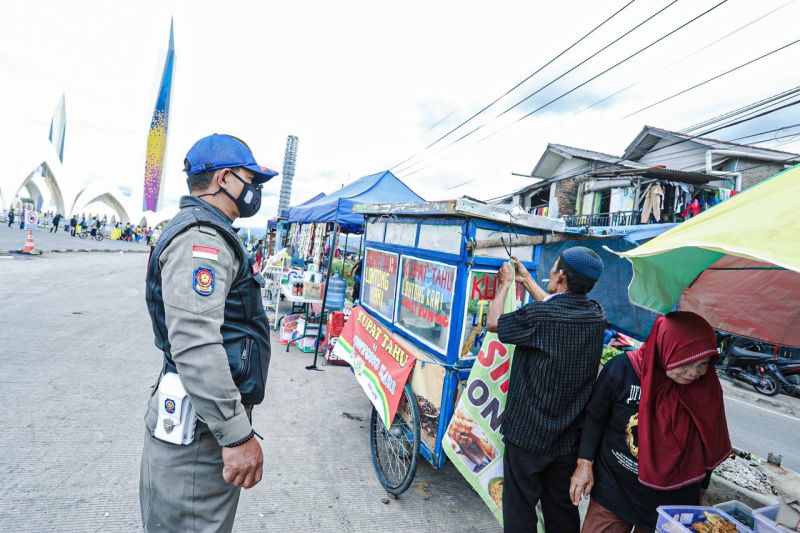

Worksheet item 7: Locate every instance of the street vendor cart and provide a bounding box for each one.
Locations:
[338,198,565,495]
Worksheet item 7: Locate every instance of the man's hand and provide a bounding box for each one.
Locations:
[497,261,515,285]
[222,437,263,489]
[569,459,594,505]
[510,256,532,284]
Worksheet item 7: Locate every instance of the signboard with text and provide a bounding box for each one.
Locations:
[332,306,416,428]
[444,285,519,526]
[460,271,527,359]
[396,256,456,353]
[361,248,399,322]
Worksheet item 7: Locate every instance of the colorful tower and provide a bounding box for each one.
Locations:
[142,18,175,212]
[49,93,66,162]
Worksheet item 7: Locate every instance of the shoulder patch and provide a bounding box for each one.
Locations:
[193,244,219,261]
[193,266,215,296]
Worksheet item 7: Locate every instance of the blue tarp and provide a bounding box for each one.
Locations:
[285,170,423,232]
[537,224,675,340]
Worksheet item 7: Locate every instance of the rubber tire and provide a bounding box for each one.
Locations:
[369,383,420,496]
[95,233,104,241]
[79,232,87,239]
[754,372,781,397]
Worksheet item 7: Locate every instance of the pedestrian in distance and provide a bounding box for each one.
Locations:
[69,215,77,237]
[51,213,62,233]
[19,208,25,229]
[486,247,607,533]
[6,207,14,228]
[140,133,278,532]
[571,312,731,532]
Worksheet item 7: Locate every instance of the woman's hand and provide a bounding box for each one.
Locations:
[569,459,594,505]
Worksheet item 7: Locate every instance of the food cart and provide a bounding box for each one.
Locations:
[342,197,566,495]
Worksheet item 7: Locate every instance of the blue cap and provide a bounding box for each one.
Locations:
[184,133,279,184]
[560,246,604,282]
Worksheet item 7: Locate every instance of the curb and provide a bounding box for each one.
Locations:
[0,248,150,255]
[707,473,779,508]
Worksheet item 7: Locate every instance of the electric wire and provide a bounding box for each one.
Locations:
[397,0,730,177]
[389,0,639,171]
[621,39,800,119]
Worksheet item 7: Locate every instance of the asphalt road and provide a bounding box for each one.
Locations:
[720,377,800,471]
[0,252,502,532]
[1,251,797,531]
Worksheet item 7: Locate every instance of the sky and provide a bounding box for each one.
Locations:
[2,0,800,227]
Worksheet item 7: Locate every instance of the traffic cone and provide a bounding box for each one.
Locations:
[22,230,36,254]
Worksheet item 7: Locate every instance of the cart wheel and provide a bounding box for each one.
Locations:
[369,383,420,496]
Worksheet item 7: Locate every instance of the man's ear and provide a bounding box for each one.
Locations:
[214,168,230,188]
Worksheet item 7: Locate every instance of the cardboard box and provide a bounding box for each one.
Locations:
[303,281,323,299]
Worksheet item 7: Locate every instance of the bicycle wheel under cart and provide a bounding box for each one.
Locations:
[369,383,421,496]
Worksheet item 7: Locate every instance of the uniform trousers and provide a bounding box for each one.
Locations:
[503,442,580,533]
[139,394,248,533]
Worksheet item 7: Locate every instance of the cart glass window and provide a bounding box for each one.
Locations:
[366,221,386,243]
[362,248,399,321]
[460,270,527,359]
[384,222,417,247]
[417,224,461,255]
[396,256,456,354]
[474,228,535,260]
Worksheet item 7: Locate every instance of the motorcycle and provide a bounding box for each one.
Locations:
[718,334,800,397]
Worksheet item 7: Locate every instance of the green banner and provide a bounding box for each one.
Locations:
[443,279,518,526]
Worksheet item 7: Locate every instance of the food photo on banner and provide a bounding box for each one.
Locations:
[396,256,457,354]
[444,277,519,526]
[332,306,416,427]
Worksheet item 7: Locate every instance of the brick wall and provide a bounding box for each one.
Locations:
[739,161,788,190]
[555,178,579,216]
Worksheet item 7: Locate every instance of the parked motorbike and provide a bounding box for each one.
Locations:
[718,334,800,397]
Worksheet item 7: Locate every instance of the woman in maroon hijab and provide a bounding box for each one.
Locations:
[570,312,732,532]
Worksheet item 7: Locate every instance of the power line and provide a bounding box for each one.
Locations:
[396,0,678,174]
[622,39,800,119]
[389,0,639,171]
[567,0,797,119]
[681,84,800,133]
[398,0,731,177]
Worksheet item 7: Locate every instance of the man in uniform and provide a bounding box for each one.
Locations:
[140,133,277,532]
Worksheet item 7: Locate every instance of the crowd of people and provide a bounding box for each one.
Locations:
[4,206,157,244]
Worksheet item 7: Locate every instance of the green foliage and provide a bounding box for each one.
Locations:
[331,258,356,288]
[601,346,623,367]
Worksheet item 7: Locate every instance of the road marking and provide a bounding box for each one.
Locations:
[725,395,800,423]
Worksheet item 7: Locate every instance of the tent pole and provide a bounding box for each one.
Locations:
[307,222,338,371]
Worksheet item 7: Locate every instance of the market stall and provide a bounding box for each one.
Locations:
[283,170,424,368]
[332,197,565,498]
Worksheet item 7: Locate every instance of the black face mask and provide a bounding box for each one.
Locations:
[201,170,262,218]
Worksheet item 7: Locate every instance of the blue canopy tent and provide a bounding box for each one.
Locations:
[285,170,423,369]
[279,192,326,220]
[286,170,423,233]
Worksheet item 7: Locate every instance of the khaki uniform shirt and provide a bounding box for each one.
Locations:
[159,225,252,445]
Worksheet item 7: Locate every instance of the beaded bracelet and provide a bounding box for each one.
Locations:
[224,430,255,448]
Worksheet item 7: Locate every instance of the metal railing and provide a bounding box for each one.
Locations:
[562,210,641,227]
